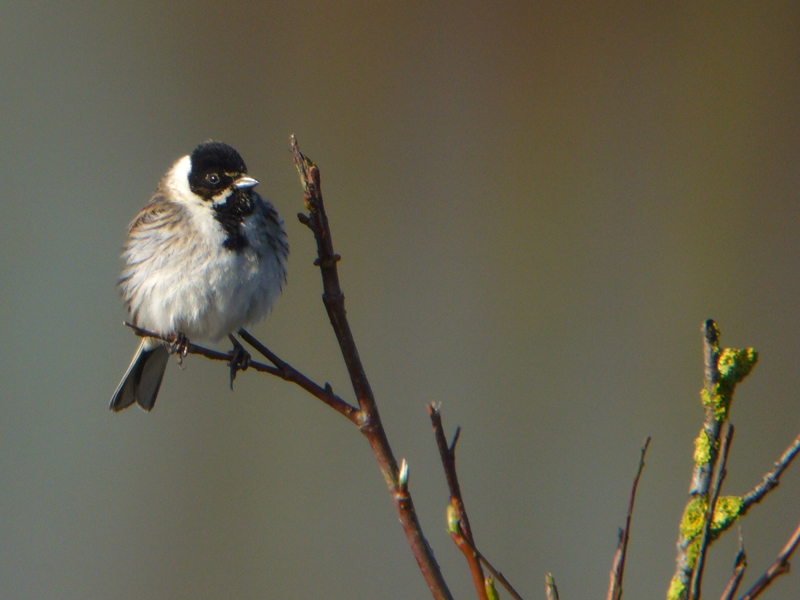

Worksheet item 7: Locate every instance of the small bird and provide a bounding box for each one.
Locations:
[110,141,288,412]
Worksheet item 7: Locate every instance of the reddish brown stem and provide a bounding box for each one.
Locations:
[124,322,359,422]
[237,328,359,424]
[292,137,452,600]
[429,405,525,600]
[429,404,487,600]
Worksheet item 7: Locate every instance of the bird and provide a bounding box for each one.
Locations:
[110,141,288,412]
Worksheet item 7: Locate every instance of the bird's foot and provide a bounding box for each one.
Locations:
[168,332,190,366]
[227,333,251,389]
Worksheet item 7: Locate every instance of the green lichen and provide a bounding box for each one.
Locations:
[680,495,744,543]
[712,495,744,531]
[718,348,758,385]
[674,493,744,598]
[700,388,713,408]
[680,497,708,540]
[694,430,712,466]
[704,347,758,422]
[667,574,685,600]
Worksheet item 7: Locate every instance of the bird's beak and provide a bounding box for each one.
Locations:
[235,176,259,189]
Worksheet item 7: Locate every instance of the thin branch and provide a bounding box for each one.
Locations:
[689,423,734,600]
[124,322,279,375]
[741,431,800,513]
[672,320,723,599]
[237,328,360,423]
[607,436,651,600]
[460,531,526,600]
[719,530,746,600]
[695,319,723,497]
[429,404,488,600]
[740,520,800,599]
[125,323,360,422]
[291,136,453,600]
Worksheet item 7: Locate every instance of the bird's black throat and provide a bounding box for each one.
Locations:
[213,189,255,252]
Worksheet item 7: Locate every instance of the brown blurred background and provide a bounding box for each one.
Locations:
[1,2,799,598]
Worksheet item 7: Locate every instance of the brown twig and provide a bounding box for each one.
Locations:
[689,423,734,600]
[291,136,452,600]
[740,520,800,599]
[124,322,274,371]
[607,436,651,600]
[459,530,526,600]
[124,323,359,422]
[428,404,488,600]
[719,530,746,600]
[428,405,524,600]
[428,404,522,600]
[741,431,800,513]
[237,328,359,423]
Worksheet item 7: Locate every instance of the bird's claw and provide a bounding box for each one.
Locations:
[168,332,190,366]
[227,334,251,389]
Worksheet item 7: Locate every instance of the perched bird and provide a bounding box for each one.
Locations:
[110,141,288,412]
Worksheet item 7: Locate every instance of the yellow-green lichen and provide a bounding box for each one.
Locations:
[718,348,758,385]
[680,497,708,540]
[712,495,743,531]
[680,495,743,543]
[672,494,744,599]
[704,347,758,422]
[694,430,712,466]
[667,574,685,600]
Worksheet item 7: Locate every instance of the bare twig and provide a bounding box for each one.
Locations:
[124,323,360,422]
[125,322,277,375]
[689,423,734,600]
[719,530,746,600]
[237,328,360,423]
[291,137,452,600]
[460,532,526,600]
[607,437,651,600]
[428,404,488,600]
[741,432,800,513]
[740,520,800,599]
[428,405,524,600]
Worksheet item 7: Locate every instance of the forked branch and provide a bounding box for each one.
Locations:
[291,136,452,600]
[429,404,525,600]
[126,137,453,600]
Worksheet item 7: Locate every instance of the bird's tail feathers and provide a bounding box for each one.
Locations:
[109,338,170,412]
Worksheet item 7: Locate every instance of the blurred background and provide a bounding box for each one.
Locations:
[1,2,799,598]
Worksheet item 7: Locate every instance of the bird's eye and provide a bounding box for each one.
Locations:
[206,173,220,185]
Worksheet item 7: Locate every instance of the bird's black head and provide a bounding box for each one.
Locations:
[188,141,250,201]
